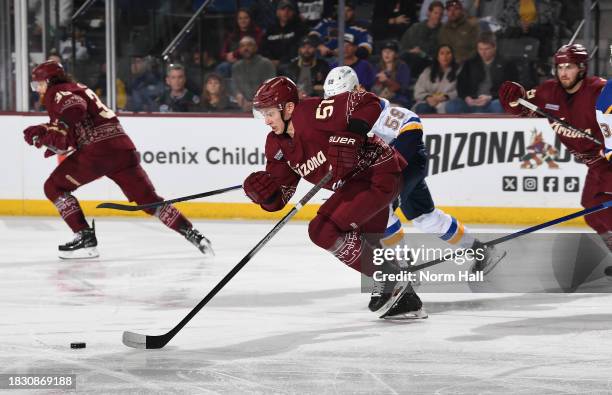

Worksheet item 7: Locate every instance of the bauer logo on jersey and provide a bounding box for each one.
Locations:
[289,151,327,177]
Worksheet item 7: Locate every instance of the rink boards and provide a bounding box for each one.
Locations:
[0,114,588,225]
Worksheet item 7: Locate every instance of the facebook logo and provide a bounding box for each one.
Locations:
[502,176,517,191]
[543,177,558,192]
[564,177,580,192]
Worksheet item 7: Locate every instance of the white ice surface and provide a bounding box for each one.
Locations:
[1,217,612,394]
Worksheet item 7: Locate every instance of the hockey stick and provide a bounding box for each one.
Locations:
[379,200,612,318]
[409,200,612,274]
[32,136,75,155]
[122,171,333,349]
[517,98,603,145]
[96,185,243,211]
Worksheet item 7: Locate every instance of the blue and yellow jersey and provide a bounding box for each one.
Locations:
[371,98,423,145]
[595,79,612,161]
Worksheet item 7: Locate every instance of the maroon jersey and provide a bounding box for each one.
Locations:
[43,82,135,152]
[527,76,606,166]
[262,90,405,211]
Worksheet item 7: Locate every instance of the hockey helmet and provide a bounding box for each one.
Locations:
[253,76,299,111]
[30,60,65,91]
[323,66,359,99]
[554,43,588,76]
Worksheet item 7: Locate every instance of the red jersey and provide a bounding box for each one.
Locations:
[262,91,405,211]
[43,82,135,152]
[527,76,606,166]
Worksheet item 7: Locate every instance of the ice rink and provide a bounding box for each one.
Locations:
[1,216,612,394]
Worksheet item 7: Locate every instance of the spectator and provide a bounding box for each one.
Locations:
[261,0,308,68]
[371,1,418,42]
[218,8,264,77]
[419,0,477,22]
[331,34,376,91]
[475,0,505,32]
[232,36,277,112]
[126,54,164,112]
[157,63,200,113]
[498,0,555,64]
[297,0,334,27]
[400,0,443,77]
[279,36,330,98]
[199,73,239,113]
[309,1,372,60]
[438,0,480,64]
[372,41,412,107]
[412,44,460,114]
[447,33,518,113]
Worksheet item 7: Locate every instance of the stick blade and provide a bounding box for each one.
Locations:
[122,331,147,349]
[97,202,140,211]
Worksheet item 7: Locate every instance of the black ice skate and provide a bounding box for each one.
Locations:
[58,221,99,259]
[369,260,409,313]
[470,240,506,275]
[183,227,214,256]
[381,290,428,320]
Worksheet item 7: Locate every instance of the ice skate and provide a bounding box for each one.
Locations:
[58,221,99,259]
[382,291,428,320]
[368,259,406,313]
[183,227,214,256]
[470,240,506,275]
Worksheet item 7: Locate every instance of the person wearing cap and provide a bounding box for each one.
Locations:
[438,0,480,64]
[279,36,330,98]
[331,33,376,90]
[261,0,308,68]
[372,41,411,107]
[309,2,372,60]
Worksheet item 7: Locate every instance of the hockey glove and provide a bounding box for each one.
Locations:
[328,134,364,190]
[498,81,528,116]
[23,124,47,147]
[243,171,280,205]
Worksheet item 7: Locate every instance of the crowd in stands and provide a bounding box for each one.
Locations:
[32,0,584,114]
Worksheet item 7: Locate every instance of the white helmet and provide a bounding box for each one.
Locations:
[324,66,359,99]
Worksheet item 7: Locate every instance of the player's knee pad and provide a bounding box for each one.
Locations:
[43,176,69,202]
[309,215,341,250]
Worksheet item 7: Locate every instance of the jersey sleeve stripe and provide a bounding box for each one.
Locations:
[605,105,612,114]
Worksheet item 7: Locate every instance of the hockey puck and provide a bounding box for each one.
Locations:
[604,266,612,277]
[70,342,86,349]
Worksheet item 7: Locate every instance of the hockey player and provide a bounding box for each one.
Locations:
[24,61,213,259]
[499,44,612,257]
[323,66,506,281]
[243,76,425,318]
